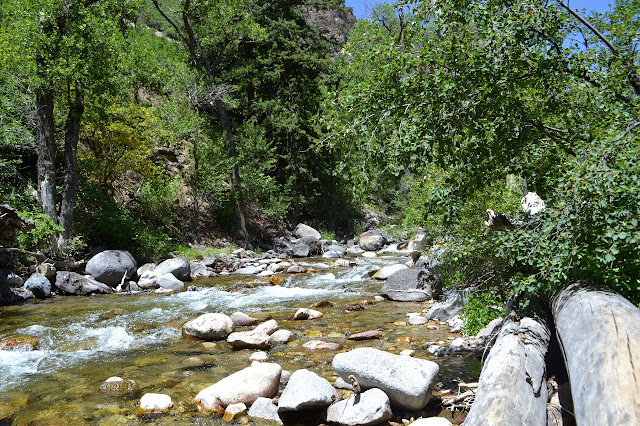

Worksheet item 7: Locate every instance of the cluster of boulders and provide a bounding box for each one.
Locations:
[106,346,452,425]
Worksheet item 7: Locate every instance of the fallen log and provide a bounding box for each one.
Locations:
[463,310,550,426]
[551,283,640,425]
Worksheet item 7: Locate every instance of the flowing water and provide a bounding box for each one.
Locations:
[0,249,480,425]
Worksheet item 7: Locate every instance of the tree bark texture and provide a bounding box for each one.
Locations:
[36,85,57,221]
[464,311,550,426]
[59,91,84,240]
[551,283,640,425]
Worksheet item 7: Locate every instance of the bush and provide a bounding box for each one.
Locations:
[17,212,63,255]
[462,288,506,335]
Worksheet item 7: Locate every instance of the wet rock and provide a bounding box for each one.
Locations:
[0,336,38,351]
[190,261,216,279]
[287,265,306,274]
[230,311,259,327]
[371,264,408,280]
[322,250,342,258]
[235,265,264,274]
[268,275,283,286]
[333,259,354,267]
[182,313,234,341]
[54,271,112,295]
[250,351,269,362]
[155,273,184,292]
[347,246,365,255]
[293,308,323,320]
[326,387,392,426]
[332,347,439,410]
[269,329,294,345]
[139,393,173,413]
[99,377,138,395]
[293,223,321,240]
[314,300,333,308]
[425,290,468,321]
[359,230,390,251]
[348,330,382,341]
[85,250,136,287]
[409,315,428,326]
[291,243,311,258]
[302,340,341,351]
[154,257,191,281]
[227,319,279,350]
[380,269,431,302]
[324,244,346,256]
[194,362,282,411]
[248,397,283,425]
[223,402,247,421]
[411,417,454,426]
[278,369,337,412]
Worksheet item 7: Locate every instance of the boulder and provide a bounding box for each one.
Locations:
[425,290,468,321]
[155,273,184,292]
[85,250,136,287]
[269,329,294,345]
[409,315,428,325]
[293,308,323,320]
[291,243,311,258]
[298,237,322,255]
[293,223,321,240]
[324,244,346,256]
[347,246,365,255]
[139,393,173,413]
[0,269,23,287]
[234,265,264,274]
[0,335,39,351]
[359,230,389,251]
[54,271,112,296]
[183,313,234,341]
[36,263,56,279]
[227,319,279,350]
[136,263,156,278]
[326,388,392,426]
[194,362,282,411]
[24,273,51,298]
[278,369,337,412]
[371,264,408,280]
[380,269,431,302]
[287,265,306,274]
[248,397,283,425]
[475,317,503,341]
[322,251,342,258]
[154,257,191,281]
[332,347,439,410]
[230,311,259,327]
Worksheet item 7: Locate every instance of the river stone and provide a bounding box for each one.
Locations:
[410,418,454,426]
[334,259,353,267]
[230,311,259,327]
[302,340,341,351]
[0,336,38,351]
[278,369,337,412]
[347,246,365,255]
[332,347,439,410]
[194,362,282,411]
[326,388,392,426]
[359,230,389,251]
[409,315,428,325]
[291,243,311,258]
[348,330,382,341]
[1,269,23,287]
[235,265,264,274]
[269,329,294,344]
[99,376,138,394]
[155,273,184,292]
[248,397,283,425]
[227,319,279,350]
[54,271,112,296]
[380,269,431,302]
[293,223,321,240]
[287,265,306,274]
[139,393,173,412]
[298,237,322,255]
[36,262,56,279]
[85,250,136,287]
[23,273,51,298]
[322,251,342,258]
[136,263,156,278]
[293,308,323,320]
[371,264,409,280]
[223,402,247,421]
[425,290,468,321]
[154,257,191,281]
[183,313,233,341]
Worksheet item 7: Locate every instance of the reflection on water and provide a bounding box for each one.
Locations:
[0,252,479,424]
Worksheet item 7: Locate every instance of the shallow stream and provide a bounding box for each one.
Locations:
[0,250,480,425]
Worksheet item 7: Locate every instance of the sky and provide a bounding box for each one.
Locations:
[344,0,614,20]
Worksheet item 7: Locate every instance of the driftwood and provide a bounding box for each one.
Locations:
[551,283,640,425]
[463,310,550,426]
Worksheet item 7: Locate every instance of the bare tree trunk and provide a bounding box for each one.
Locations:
[551,282,640,425]
[58,91,84,242]
[36,85,57,222]
[464,309,550,426]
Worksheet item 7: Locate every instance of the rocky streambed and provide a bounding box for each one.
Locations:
[0,243,483,425]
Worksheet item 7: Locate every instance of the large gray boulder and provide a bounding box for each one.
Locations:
[154,257,191,281]
[332,347,439,410]
[293,223,321,240]
[54,271,112,295]
[380,269,431,302]
[278,369,337,412]
[425,290,468,321]
[194,362,282,411]
[291,243,311,258]
[182,313,234,341]
[85,250,136,287]
[24,273,52,298]
[326,388,392,426]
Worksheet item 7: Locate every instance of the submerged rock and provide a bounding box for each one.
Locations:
[99,377,138,395]
[194,362,282,411]
[0,336,38,351]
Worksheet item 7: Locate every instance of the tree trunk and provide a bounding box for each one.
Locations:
[464,310,550,426]
[58,91,84,241]
[36,85,57,222]
[551,282,640,425]
[215,98,250,247]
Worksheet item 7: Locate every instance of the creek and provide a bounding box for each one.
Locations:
[0,249,480,424]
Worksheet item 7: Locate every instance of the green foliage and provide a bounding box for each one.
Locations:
[463,289,506,335]
[137,173,181,227]
[17,212,63,254]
